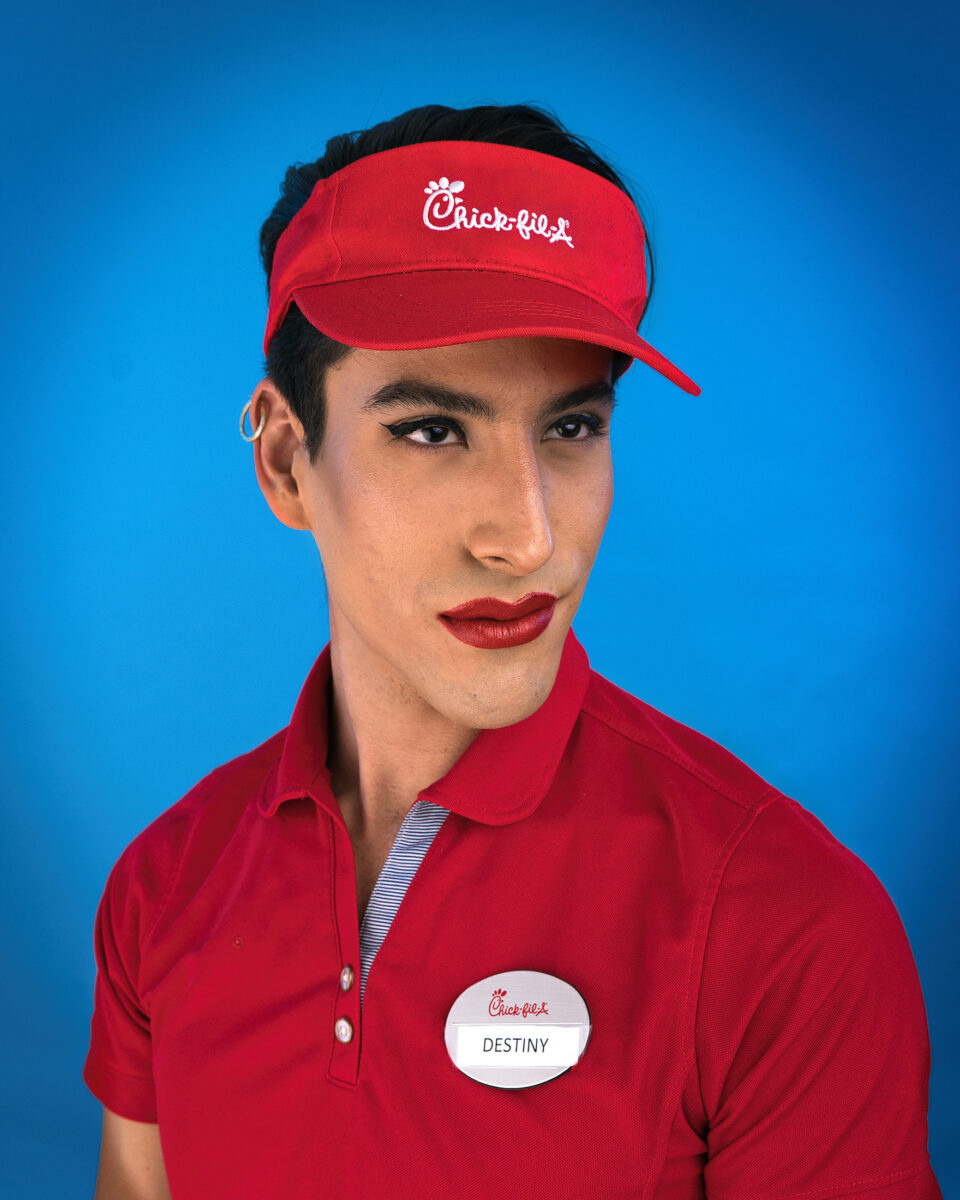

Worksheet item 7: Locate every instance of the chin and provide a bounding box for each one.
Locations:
[436,648,561,730]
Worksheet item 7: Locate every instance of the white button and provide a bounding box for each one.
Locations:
[340,965,355,991]
[335,1017,353,1044]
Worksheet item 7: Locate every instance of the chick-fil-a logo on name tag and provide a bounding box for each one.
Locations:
[488,987,549,1019]
[422,177,575,248]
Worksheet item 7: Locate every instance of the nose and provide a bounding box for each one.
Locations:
[463,439,555,575]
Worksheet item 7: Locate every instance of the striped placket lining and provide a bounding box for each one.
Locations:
[358,798,450,1003]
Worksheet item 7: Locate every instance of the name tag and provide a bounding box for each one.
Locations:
[456,1025,580,1068]
[444,970,591,1089]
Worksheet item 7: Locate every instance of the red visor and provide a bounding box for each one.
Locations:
[264,140,701,396]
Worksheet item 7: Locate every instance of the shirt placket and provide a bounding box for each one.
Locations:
[324,809,362,1085]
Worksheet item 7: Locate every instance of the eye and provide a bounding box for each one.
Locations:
[378,418,466,450]
[545,414,607,440]
[397,420,465,449]
[381,412,609,452]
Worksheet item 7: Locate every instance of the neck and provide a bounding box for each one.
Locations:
[324,609,479,843]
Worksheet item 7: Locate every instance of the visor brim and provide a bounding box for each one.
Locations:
[289,270,701,397]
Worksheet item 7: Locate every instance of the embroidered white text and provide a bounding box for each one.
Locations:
[422,177,575,248]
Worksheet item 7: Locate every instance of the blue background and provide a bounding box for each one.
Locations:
[2,0,956,1194]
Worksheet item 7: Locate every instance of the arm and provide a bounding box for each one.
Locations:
[84,842,169,1196]
[93,1107,171,1200]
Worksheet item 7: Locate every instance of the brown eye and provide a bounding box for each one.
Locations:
[382,417,467,450]
[545,414,606,440]
[406,424,463,447]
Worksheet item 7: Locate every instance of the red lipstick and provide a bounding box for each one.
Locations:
[438,592,557,649]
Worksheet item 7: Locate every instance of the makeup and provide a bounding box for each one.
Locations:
[438,593,557,649]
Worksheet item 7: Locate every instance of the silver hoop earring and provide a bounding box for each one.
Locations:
[239,399,266,442]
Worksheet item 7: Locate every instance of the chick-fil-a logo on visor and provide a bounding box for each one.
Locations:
[488,988,550,1019]
[423,177,575,248]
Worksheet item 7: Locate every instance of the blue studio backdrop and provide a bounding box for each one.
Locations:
[2,0,956,1194]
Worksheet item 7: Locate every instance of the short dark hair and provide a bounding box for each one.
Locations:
[258,102,656,462]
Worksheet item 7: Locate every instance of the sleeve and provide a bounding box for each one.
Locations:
[696,795,941,1200]
[82,839,161,1122]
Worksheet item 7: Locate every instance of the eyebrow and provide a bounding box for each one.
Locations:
[359,378,618,421]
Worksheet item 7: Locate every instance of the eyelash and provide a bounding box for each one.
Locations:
[382,413,610,452]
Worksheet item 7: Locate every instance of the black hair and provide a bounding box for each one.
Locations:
[258,102,656,461]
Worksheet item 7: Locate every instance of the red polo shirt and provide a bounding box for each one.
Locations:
[83,627,940,1198]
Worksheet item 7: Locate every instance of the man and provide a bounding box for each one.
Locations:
[84,103,941,1198]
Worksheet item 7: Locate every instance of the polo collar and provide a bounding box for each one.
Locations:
[257,625,591,826]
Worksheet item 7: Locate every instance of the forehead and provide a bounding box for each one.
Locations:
[326,337,615,407]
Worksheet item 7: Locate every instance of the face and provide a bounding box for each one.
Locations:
[253,336,616,729]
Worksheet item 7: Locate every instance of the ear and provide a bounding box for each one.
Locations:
[248,378,311,531]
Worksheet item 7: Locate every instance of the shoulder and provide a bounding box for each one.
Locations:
[580,665,915,974]
[693,791,934,1193]
[581,666,778,814]
[97,728,286,943]
[707,788,916,975]
[694,789,929,1103]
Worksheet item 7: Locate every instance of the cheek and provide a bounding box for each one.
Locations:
[566,453,614,540]
[603,472,615,525]
[590,458,614,520]
[309,454,443,593]
[563,458,613,584]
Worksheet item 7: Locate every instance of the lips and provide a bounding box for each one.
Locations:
[438,592,557,650]
[440,592,557,621]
